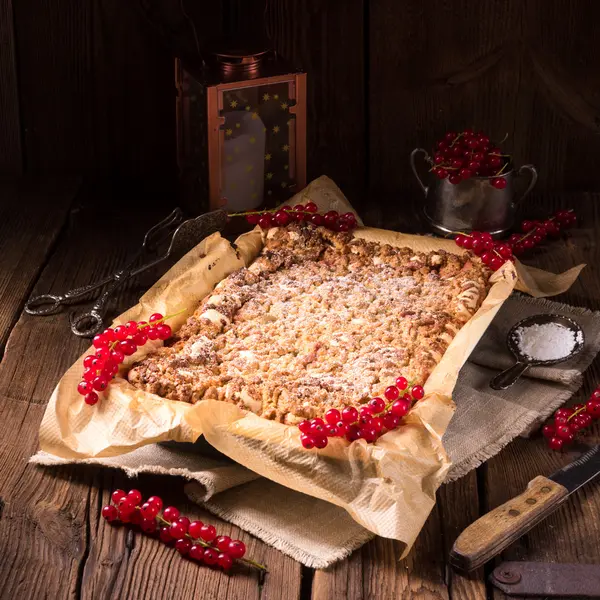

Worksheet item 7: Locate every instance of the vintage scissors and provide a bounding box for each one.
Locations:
[25,208,228,337]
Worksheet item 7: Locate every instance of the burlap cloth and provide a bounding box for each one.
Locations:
[32,290,600,568]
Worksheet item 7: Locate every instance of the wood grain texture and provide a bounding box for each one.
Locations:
[0,178,78,354]
[312,476,486,600]
[369,0,600,208]
[486,192,600,600]
[0,192,302,600]
[266,0,366,206]
[0,0,22,174]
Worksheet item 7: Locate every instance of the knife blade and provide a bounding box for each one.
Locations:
[450,445,600,572]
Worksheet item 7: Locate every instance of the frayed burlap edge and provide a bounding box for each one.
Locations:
[184,483,375,569]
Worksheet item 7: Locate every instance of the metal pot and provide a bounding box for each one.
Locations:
[410,148,538,237]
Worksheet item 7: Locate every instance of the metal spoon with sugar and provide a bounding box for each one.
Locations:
[489,314,584,390]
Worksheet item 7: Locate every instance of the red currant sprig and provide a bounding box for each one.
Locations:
[229,202,358,233]
[102,489,267,573]
[77,310,185,406]
[297,376,425,449]
[454,208,577,271]
[542,388,600,451]
[430,129,511,188]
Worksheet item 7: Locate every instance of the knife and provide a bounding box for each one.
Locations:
[450,445,600,572]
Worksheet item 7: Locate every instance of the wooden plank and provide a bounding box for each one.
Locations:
[312,475,485,600]
[0,199,302,599]
[0,178,77,354]
[266,0,366,205]
[485,193,600,599]
[0,0,22,174]
[13,0,95,174]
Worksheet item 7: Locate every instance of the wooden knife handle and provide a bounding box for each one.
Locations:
[450,476,569,572]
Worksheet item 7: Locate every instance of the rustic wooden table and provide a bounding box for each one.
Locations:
[0,180,598,600]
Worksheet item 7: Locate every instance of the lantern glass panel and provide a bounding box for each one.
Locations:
[220,81,297,210]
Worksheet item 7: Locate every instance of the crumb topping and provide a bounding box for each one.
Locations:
[128,225,490,423]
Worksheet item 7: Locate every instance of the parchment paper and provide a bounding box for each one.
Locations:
[38,176,583,555]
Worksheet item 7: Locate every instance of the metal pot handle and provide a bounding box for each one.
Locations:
[410,148,431,196]
[515,164,538,205]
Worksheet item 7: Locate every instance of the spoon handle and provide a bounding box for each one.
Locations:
[490,362,531,390]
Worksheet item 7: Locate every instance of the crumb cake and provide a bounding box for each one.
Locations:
[128,225,491,424]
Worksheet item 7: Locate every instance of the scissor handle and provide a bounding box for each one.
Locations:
[25,294,63,316]
[70,310,105,338]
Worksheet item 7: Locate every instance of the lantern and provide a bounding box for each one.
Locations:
[175,45,307,213]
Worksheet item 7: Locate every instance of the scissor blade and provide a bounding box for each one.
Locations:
[549,445,600,494]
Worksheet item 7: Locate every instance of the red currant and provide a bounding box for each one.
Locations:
[586,400,600,418]
[188,520,203,538]
[170,521,187,539]
[325,408,341,425]
[149,313,163,323]
[118,340,137,356]
[215,535,232,552]
[382,412,400,430]
[141,518,157,534]
[495,244,513,259]
[110,349,125,363]
[310,213,324,226]
[298,420,311,434]
[489,256,504,271]
[102,505,118,522]
[203,548,218,565]
[491,177,507,190]
[411,385,425,400]
[369,397,386,413]
[305,202,318,213]
[548,436,564,450]
[156,324,172,340]
[448,174,462,185]
[258,214,273,229]
[84,392,99,405]
[359,426,379,443]
[313,435,328,449]
[300,433,315,449]
[434,168,448,180]
[323,211,339,228]
[274,210,292,226]
[111,489,126,504]
[217,553,233,570]
[555,424,573,439]
[133,331,148,346]
[140,502,159,519]
[345,424,361,442]
[77,381,92,395]
[174,538,191,555]
[189,545,204,561]
[342,406,359,424]
[542,424,555,438]
[93,333,109,349]
[163,506,180,522]
[228,540,246,559]
[384,386,400,401]
[92,376,108,392]
[391,399,410,418]
[159,527,173,543]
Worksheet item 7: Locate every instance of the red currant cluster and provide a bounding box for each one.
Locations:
[298,376,425,449]
[431,129,510,188]
[231,202,358,232]
[454,209,577,271]
[77,312,181,406]
[101,489,266,573]
[542,389,600,451]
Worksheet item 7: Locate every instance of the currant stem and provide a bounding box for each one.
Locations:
[567,406,587,422]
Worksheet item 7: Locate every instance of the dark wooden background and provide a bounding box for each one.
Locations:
[2,0,600,208]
